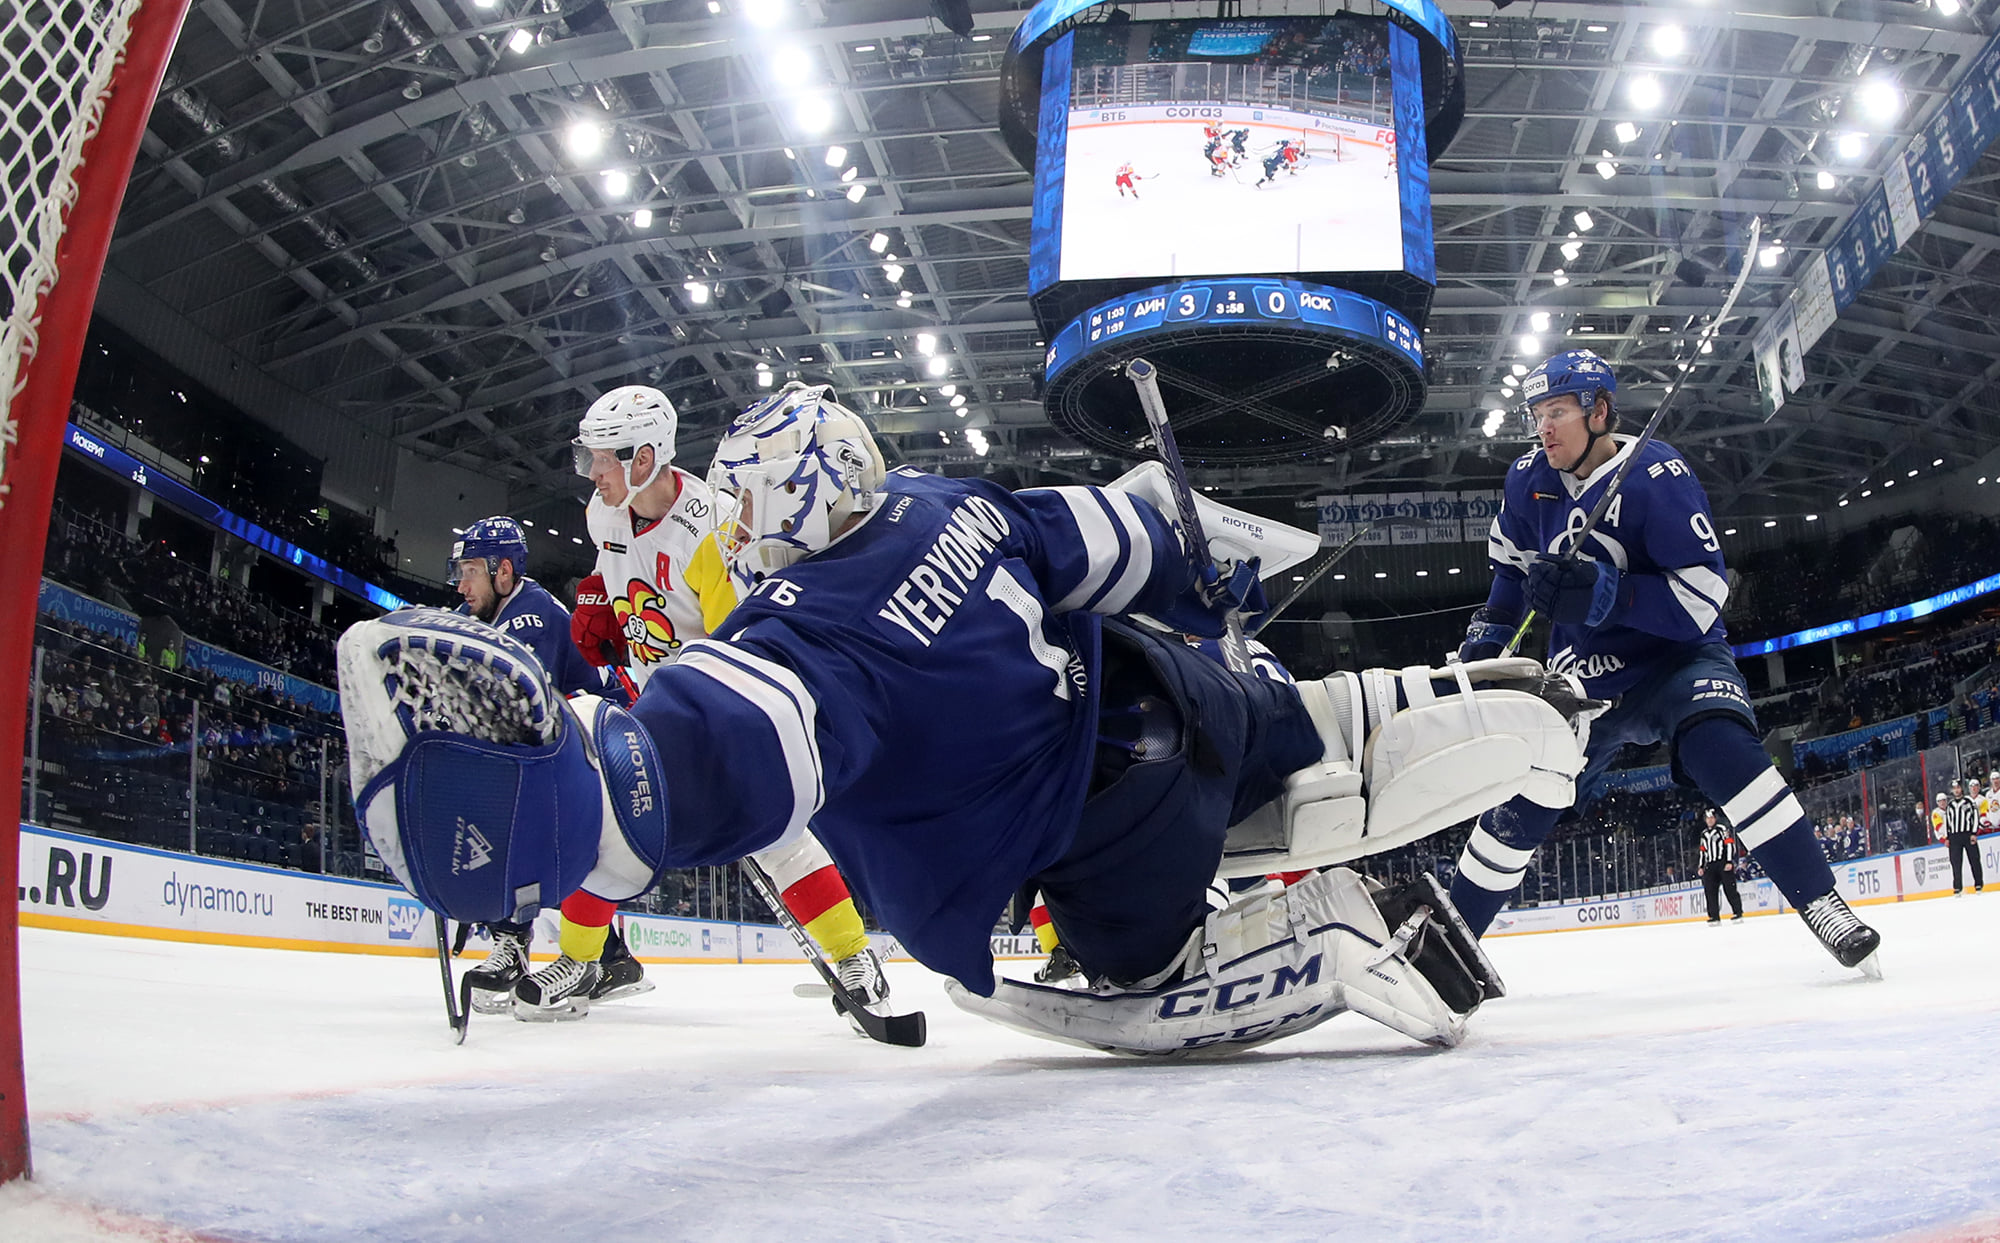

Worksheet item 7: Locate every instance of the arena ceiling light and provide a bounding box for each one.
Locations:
[950,394,967,408]
[1551,270,1570,286]
[939,383,957,396]
[601,168,630,198]
[1511,363,1529,377]
[743,0,785,25]
[1933,457,1945,467]
[1627,75,1662,110]
[840,165,859,183]
[1519,334,1541,354]
[1594,159,1617,180]
[1758,244,1785,267]
[1613,121,1638,145]
[1763,519,1777,528]
[757,369,775,388]
[883,262,904,283]
[1650,24,1686,57]
[684,280,710,304]
[1817,169,1837,190]
[472,0,497,8]
[1573,210,1594,232]
[566,121,605,158]
[869,232,890,253]
[915,333,938,355]
[1837,132,1866,159]
[507,27,533,53]
[1529,311,1551,332]
[1860,79,1902,123]
[1938,0,1963,15]
[631,208,652,229]
[896,291,914,308]
[846,183,866,202]
[773,45,812,80]
[796,97,835,134]
[1561,240,1583,262]
[822,144,847,167]
[926,355,949,376]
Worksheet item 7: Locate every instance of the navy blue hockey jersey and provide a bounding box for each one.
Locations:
[1483,436,1731,698]
[626,469,1195,993]
[458,578,607,699]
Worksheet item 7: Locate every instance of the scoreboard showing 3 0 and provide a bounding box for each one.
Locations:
[1001,0,1463,466]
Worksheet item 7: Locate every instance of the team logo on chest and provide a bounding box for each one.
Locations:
[615,578,682,665]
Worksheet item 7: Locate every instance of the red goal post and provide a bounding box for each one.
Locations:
[0,0,194,1183]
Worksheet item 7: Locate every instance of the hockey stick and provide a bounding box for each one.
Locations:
[433,913,473,1044]
[1502,215,1763,658]
[739,858,927,1048]
[1124,356,1254,674]
[1248,521,1376,637]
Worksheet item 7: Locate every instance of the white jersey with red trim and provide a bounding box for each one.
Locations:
[585,467,718,689]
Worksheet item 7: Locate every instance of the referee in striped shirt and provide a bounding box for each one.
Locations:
[1942,779,1984,895]
[1698,808,1744,924]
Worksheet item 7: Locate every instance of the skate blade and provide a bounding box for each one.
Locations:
[512,997,592,1022]
[794,981,833,999]
[590,979,656,1004]
[469,989,516,1015]
[1856,950,1884,981]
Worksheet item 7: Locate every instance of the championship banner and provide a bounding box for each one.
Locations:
[1317,489,1500,546]
[181,638,339,716]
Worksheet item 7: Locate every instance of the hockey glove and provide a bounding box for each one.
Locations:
[1524,554,1621,628]
[1457,606,1518,663]
[571,574,628,667]
[1152,558,1270,639]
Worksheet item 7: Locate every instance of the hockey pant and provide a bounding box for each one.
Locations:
[1029,619,1324,986]
[1947,833,1984,892]
[1451,654,1838,936]
[1701,861,1743,920]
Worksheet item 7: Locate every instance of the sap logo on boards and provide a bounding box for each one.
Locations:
[1575,902,1622,924]
[386,897,426,941]
[18,846,112,911]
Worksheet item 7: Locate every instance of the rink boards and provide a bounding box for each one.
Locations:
[1487,832,2000,936]
[17,821,1993,956]
[9,823,986,965]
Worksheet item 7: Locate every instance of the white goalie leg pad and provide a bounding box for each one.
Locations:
[1252,663,1584,870]
[943,869,1469,1056]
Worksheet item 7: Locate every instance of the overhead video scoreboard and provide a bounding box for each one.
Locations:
[1001,0,1464,465]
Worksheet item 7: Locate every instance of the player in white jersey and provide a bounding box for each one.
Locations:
[536,384,893,1023]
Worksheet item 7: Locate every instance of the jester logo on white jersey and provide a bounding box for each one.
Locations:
[614,578,682,665]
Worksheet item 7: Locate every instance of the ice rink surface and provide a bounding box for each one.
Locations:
[5,892,1999,1242]
[1058,117,1402,281]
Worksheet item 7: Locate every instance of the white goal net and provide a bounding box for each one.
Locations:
[0,0,148,509]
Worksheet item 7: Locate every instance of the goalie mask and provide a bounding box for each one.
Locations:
[573,385,679,493]
[707,382,885,594]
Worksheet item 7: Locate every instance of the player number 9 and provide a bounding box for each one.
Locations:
[1689,512,1720,553]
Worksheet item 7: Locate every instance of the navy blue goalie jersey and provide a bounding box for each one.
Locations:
[1483,436,1731,698]
[626,468,1195,993]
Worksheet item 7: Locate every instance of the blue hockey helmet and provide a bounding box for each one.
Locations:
[449,516,529,586]
[1519,349,1617,421]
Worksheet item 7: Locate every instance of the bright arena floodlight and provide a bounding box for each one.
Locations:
[1628,75,1662,110]
[566,121,604,158]
[1837,131,1865,159]
[796,97,834,134]
[823,144,847,167]
[1650,24,1685,56]
[1860,79,1901,123]
[869,232,890,253]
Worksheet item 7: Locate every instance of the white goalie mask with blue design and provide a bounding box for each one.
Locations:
[707,382,886,594]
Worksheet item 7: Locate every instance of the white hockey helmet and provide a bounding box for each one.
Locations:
[573,385,678,492]
[707,382,884,593]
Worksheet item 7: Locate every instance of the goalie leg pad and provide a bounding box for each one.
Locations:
[945,869,1477,1055]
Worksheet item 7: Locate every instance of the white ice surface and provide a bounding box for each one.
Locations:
[1059,115,1402,282]
[9,894,2000,1242]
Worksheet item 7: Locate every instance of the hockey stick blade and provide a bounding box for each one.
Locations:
[1503,216,1764,657]
[1124,357,1253,673]
[741,860,928,1048]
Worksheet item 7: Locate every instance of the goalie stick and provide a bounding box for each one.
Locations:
[739,858,927,1048]
[1124,356,1254,674]
[1503,215,1764,658]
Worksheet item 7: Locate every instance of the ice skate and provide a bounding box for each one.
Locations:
[1034,944,1082,985]
[589,950,655,1004]
[1798,891,1882,978]
[465,926,531,1014]
[514,954,603,1021]
[835,945,890,1007]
